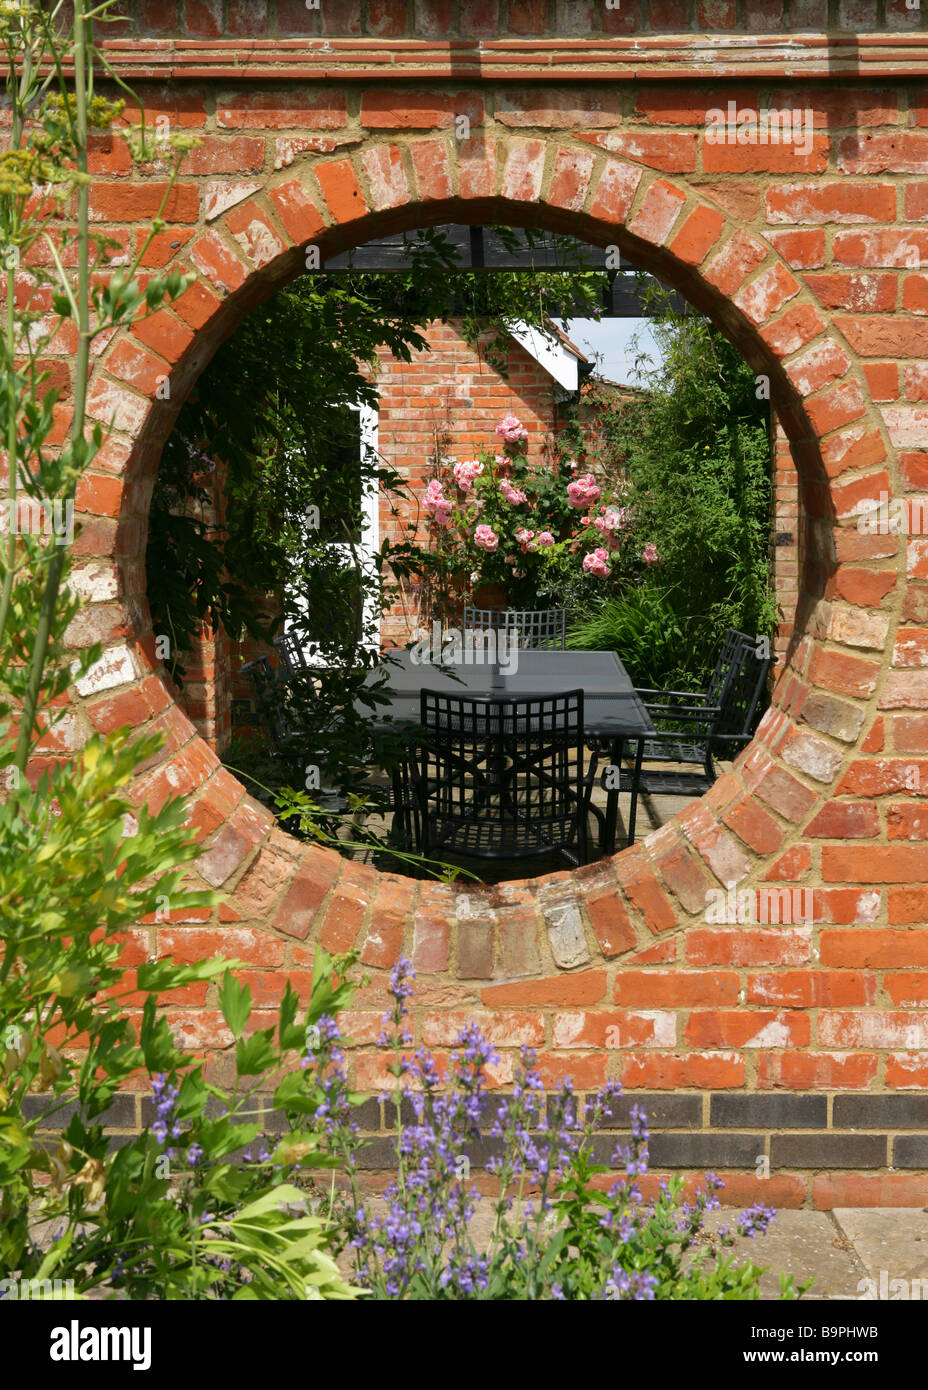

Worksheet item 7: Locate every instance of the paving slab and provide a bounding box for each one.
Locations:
[698,1209,866,1301]
[832,1208,928,1296]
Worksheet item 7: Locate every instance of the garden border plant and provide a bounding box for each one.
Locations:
[0,0,361,1302]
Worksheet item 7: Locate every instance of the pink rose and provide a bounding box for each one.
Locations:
[536,531,555,547]
[474,523,499,552]
[567,472,601,509]
[453,459,483,493]
[582,546,612,578]
[594,506,629,534]
[495,414,529,444]
[643,542,662,564]
[500,478,528,506]
[423,477,452,529]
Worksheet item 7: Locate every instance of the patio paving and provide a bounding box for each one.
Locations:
[334,1199,928,1300]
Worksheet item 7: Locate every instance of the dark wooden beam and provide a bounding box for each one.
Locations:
[321,226,687,317]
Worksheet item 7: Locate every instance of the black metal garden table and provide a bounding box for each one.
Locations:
[365,649,655,853]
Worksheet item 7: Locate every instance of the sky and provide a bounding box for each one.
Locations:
[559,317,665,388]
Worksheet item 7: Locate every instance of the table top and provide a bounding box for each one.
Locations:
[363,648,654,739]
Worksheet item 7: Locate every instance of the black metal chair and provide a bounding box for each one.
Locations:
[274,630,311,678]
[240,633,319,762]
[239,654,296,746]
[612,629,772,798]
[462,606,567,650]
[407,688,599,868]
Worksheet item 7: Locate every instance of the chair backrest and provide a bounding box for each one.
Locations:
[703,628,749,711]
[706,631,772,747]
[461,606,567,650]
[274,631,309,678]
[413,687,588,856]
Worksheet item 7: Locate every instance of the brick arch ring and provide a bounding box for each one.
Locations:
[63,133,911,1132]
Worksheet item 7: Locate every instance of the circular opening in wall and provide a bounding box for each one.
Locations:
[128,197,831,891]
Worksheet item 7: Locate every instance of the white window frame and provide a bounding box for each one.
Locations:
[284,400,380,665]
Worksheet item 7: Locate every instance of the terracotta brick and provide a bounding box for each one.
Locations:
[313,159,368,224]
[217,91,346,130]
[361,91,484,129]
[267,179,326,244]
[763,845,813,880]
[411,912,450,974]
[765,181,896,224]
[621,1052,745,1089]
[588,158,642,224]
[546,146,595,211]
[685,927,812,966]
[627,179,687,246]
[685,1009,810,1048]
[583,883,637,955]
[361,144,410,211]
[614,971,739,1006]
[496,908,543,978]
[747,970,875,1007]
[806,801,880,838]
[614,851,677,934]
[457,920,494,979]
[410,139,453,202]
[704,229,768,296]
[501,137,546,203]
[189,230,249,293]
[668,205,725,265]
[814,1175,928,1208]
[722,795,785,855]
[759,1051,878,1088]
[578,131,698,174]
[359,878,411,967]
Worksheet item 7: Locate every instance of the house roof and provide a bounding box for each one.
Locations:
[544,319,590,364]
[507,318,591,393]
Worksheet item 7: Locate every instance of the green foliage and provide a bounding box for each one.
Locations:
[566,585,693,689]
[0,0,357,1301]
[568,284,778,690]
[146,232,609,681]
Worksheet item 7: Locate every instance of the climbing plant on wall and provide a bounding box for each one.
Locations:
[146,234,609,683]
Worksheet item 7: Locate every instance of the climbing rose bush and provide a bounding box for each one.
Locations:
[411,416,659,610]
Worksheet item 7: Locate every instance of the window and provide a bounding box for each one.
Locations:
[284,400,380,665]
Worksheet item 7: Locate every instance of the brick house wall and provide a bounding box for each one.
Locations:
[373,320,578,646]
[179,318,611,742]
[28,1,928,1204]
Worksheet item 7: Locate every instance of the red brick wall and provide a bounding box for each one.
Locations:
[28,6,928,1203]
[374,321,570,644]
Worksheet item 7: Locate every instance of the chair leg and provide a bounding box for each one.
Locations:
[626,737,646,847]
[600,738,624,855]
